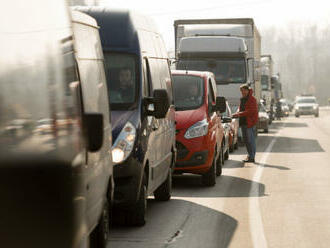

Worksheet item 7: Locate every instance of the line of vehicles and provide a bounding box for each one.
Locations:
[0,1,291,248]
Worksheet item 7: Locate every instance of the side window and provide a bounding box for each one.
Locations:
[160,59,174,104]
[142,58,151,97]
[208,79,216,104]
[208,79,215,114]
[148,58,162,92]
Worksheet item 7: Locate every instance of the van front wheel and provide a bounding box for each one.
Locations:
[154,167,172,201]
[125,176,147,226]
[90,200,110,248]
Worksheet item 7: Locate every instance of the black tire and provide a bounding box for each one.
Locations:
[234,139,238,150]
[154,168,172,201]
[229,141,234,153]
[224,146,229,160]
[295,114,299,118]
[125,176,147,226]
[202,155,216,186]
[315,113,319,117]
[90,200,110,248]
[264,128,269,133]
[216,146,223,177]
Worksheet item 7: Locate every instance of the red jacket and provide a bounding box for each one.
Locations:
[237,89,258,128]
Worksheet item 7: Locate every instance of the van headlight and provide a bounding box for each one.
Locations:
[313,105,318,110]
[184,119,208,139]
[112,122,136,164]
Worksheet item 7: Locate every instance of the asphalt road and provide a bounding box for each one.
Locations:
[107,107,330,248]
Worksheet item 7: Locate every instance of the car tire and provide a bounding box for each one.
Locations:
[125,176,147,226]
[234,139,238,150]
[229,141,234,153]
[315,113,319,117]
[90,200,110,248]
[264,128,268,133]
[216,146,223,177]
[154,168,172,201]
[202,155,216,187]
[224,146,229,160]
[295,114,299,118]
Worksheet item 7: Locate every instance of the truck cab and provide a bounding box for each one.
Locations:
[176,36,248,108]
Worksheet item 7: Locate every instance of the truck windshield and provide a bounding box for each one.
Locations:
[177,58,246,84]
[172,75,204,111]
[261,75,269,90]
[104,53,138,110]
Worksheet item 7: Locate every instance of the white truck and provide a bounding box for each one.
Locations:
[174,18,262,108]
[260,55,274,111]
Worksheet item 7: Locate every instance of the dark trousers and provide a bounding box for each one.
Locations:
[241,125,256,160]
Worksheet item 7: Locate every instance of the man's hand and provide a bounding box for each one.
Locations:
[232,113,239,118]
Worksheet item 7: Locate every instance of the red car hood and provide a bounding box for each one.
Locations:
[175,106,207,130]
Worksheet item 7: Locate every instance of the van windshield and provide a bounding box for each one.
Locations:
[104,53,138,110]
[177,58,246,84]
[172,75,204,111]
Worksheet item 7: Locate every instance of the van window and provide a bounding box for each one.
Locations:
[208,79,216,113]
[160,59,174,104]
[148,58,162,91]
[208,79,216,103]
[142,58,151,97]
[172,75,204,111]
[104,53,138,110]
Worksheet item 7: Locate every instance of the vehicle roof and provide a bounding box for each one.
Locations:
[72,7,166,57]
[71,10,98,27]
[171,70,214,78]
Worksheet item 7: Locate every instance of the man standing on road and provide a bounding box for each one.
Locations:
[232,84,258,163]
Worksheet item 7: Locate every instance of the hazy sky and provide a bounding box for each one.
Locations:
[98,0,330,51]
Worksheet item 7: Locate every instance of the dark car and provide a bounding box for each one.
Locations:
[76,7,176,226]
[0,4,113,248]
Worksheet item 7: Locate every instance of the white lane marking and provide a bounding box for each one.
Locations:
[249,123,284,248]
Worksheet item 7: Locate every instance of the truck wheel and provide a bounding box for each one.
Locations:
[202,156,216,186]
[216,146,223,177]
[90,200,110,248]
[154,168,172,201]
[125,176,147,226]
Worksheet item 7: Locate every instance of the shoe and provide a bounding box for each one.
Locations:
[242,157,250,162]
[243,158,255,163]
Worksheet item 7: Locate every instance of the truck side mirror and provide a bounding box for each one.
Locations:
[145,89,169,119]
[214,96,226,113]
[83,113,103,152]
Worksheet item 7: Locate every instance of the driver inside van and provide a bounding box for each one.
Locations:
[117,68,134,102]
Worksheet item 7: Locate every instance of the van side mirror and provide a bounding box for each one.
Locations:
[83,113,103,152]
[145,89,169,119]
[214,96,226,113]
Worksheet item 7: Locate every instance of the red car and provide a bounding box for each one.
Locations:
[172,70,227,186]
